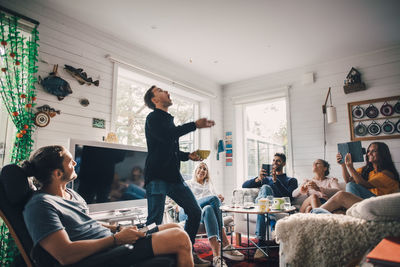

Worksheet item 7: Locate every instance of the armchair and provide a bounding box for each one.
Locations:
[0,164,176,267]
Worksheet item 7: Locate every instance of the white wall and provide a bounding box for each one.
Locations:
[2,0,224,188]
[223,45,400,198]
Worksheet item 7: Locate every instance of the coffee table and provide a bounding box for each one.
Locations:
[219,205,296,261]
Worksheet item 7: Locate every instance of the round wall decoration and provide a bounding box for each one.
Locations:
[394,101,400,114]
[354,122,367,136]
[367,121,381,136]
[396,120,400,133]
[365,104,379,118]
[352,105,365,119]
[34,111,50,127]
[380,102,394,116]
[382,120,395,134]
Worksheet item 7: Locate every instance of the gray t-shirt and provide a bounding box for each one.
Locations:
[23,188,111,246]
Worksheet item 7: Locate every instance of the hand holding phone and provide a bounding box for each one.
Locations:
[262,164,271,177]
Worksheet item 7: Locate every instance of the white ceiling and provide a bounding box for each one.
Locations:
[38,0,400,85]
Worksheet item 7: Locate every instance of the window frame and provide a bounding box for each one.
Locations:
[233,86,293,185]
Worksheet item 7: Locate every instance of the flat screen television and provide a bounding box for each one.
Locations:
[69,139,148,214]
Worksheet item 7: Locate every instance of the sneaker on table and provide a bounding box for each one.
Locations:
[193,252,211,267]
[213,256,228,267]
[222,244,244,261]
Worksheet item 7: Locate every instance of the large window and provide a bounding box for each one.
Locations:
[245,98,287,179]
[0,101,15,167]
[114,67,198,178]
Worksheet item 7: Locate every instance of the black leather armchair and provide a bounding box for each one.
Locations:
[0,164,176,267]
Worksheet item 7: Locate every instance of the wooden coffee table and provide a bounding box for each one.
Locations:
[219,205,296,261]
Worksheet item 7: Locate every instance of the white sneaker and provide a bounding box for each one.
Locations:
[254,248,267,259]
[213,256,228,267]
[193,252,211,267]
[222,244,245,261]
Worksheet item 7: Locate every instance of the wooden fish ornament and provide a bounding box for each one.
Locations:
[38,64,72,100]
[64,64,99,86]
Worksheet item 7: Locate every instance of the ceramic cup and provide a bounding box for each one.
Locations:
[272,198,285,210]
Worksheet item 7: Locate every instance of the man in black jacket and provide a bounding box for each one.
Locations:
[144,85,215,266]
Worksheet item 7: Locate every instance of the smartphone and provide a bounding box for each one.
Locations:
[262,164,271,176]
[139,223,158,235]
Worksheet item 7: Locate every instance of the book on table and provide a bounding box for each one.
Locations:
[366,236,400,266]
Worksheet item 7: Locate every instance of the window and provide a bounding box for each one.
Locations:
[244,98,287,179]
[114,67,199,178]
[0,101,15,167]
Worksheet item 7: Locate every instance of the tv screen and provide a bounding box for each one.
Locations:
[69,139,148,213]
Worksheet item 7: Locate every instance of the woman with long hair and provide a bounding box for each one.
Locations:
[180,162,244,267]
[293,159,341,212]
[338,142,399,199]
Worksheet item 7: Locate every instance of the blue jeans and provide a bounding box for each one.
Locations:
[179,195,222,240]
[346,182,376,199]
[146,180,201,245]
[310,207,332,214]
[122,184,146,200]
[255,185,274,241]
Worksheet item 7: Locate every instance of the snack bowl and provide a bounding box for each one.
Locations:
[197,150,210,160]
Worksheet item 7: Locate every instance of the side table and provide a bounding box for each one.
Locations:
[219,205,296,261]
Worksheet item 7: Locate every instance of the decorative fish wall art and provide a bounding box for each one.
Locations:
[38,64,72,100]
[34,104,61,127]
[64,64,100,86]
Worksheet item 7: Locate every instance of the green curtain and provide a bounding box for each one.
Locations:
[0,11,39,266]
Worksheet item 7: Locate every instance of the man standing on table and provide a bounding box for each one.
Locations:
[144,85,215,266]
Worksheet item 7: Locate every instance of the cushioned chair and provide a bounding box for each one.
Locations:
[0,164,176,267]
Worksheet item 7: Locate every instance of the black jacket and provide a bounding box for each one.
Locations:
[144,108,196,185]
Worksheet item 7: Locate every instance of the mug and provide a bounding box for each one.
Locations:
[258,198,269,212]
[272,198,285,210]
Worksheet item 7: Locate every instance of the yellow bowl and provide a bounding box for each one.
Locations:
[197,150,210,160]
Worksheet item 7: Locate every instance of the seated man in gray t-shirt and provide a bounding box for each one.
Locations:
[22,145,193,267]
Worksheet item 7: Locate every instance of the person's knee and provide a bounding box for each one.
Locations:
[173,228,192,251]
[310,194,319,201]
[346,182,357,192]
[202,205,213,215]
[209,195,221,205]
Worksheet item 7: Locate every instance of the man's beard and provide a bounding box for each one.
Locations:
[274,166,283,172]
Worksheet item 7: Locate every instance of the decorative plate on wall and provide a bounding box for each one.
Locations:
[354,122,368,136]
[365,104,379,118]
[380,102,394,116]
[396,120,400,133]
[367,121,381,136]
[382,120,395,134]
[34,111,50,127]
[394,101,400,114]
[352,105,365,119]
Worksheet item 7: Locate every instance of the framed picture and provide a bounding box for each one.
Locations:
[92,118,106,129]
[348,96,400,141]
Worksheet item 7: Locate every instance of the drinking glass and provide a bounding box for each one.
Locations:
[243,195,254,208]
[233,190,243,208]
[266,195,274,207]
[283,197,291,210]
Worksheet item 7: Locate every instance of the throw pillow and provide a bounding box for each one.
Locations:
[346,192,400,222]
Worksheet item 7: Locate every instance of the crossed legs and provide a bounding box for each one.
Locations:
[319,191,363,213]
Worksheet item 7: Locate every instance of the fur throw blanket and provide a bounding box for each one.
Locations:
[275,213,400,267]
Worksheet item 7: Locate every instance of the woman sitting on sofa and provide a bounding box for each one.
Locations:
[179,162,244,267]
[292,159,341,213]
[314,142,399,213]
[339,142,399,199]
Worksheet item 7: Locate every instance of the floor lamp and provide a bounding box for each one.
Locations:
[322,87,337,160]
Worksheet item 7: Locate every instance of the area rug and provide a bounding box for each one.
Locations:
[194,236,279,267]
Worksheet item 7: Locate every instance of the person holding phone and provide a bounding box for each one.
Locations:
[242,153,298,258]
[337,142,399,199]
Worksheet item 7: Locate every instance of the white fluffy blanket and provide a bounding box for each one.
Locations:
[275,213,400,267]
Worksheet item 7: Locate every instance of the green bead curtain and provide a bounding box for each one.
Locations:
[0,10,39,267]
[0,12,39,163]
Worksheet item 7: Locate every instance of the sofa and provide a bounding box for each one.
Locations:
[275,192,400,267]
